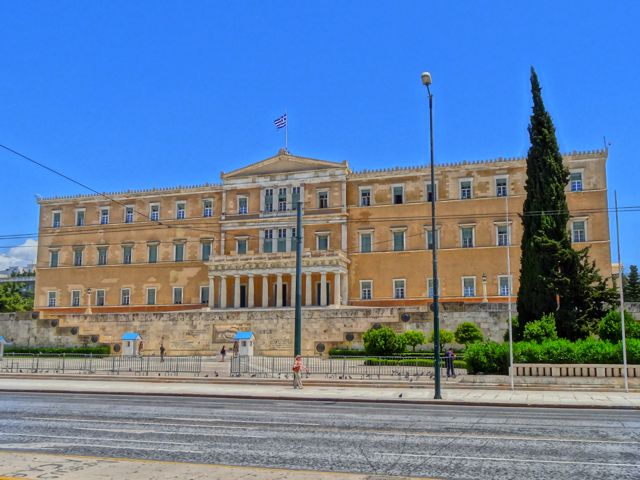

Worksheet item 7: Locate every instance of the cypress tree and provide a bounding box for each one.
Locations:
[624,265,640,302]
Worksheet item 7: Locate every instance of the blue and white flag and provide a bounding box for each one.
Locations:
[274,113,287,129]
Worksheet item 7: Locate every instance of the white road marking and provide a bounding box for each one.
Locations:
[0,433,195,446]
[70,426,265,438]
[24,417,261,431]
[1,443,204,454]
[153,416,321,426]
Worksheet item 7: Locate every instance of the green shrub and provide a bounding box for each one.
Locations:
[454,322,484,345]
[363,358,466,369]
[503,315,520,342]
[464,341,509,375]
[523,313,558,343]
[513,341,543,363]
[625,339,640,364]
[401,330,426,352]
[574,339,619,364]
[428,329,454,347]
[363,327,405,356]
[328,348,367,357]
[598,310,640,342]
[539,339,575,363]
[5,345,111,355]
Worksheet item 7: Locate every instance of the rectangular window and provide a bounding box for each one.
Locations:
[292,186,301,210]
[47,291,57,307]
[73,248,83,267]
[150,204,160,221]
[100,208,109,225]
[426,182,438,202]
[148,243,158,263]
[392,185,404,205]
[97,247,108,265]
[290,227,297,251]
[263,229,273,253]
[427,278,436,298]
[121,288,130,305]
[147,288,156,305]
[278,187,287,211]
[238,196,248,215]
[176,202,186,219]
[393,279,405,299]
[570,171,583,192]
[277,228,287,252]
[460,180,472,199]
[200,286,209,304]
[572,221,586,242]
[75,209,85,226]
[317,234,329,251]
[360,280,372,300]
[360,188,371,206]
[497,225,509,246]
[264,188,273,213]
[71,290,81,307]
[360,232,372,253]
[96,289,105,306]
[203,199,213,217]
[49,250,59,268]
[52,211,61,228]
[393,230,405,251]
[125,206,134,223]
[173,287,183,304]
[461,227,474,248]
[122,245,133,264]
[498,276,512,296]
[318,190,329,209]
[496,177,508,197]
[426,229,438,250]
[174,243,184,262]
[463,277,476,297]
[237,239,247,255]
[201,241,212,261]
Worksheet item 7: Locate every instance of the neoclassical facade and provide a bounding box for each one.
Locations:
[34,148,612,314]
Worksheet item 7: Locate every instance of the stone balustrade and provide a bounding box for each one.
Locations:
[513,363,640,378]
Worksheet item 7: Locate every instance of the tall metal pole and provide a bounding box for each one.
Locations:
[614,191,628,392]
[505,192,515,391]
[294,200,303,356]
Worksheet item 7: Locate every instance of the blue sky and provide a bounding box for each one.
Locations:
[1,1,639,270]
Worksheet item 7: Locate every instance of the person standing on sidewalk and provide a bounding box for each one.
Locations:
[445,348,456,378]
[220,345,227,362]
[160,343,166,363]
[292,355,307,389]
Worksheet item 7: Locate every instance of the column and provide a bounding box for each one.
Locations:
[248,274,255,308]
[234,275,241,308]
[219,276,227,308]
[333,272,341,306]
[305,273,312,306]
[341,272,348,306]
[208,276,215,308]
[262,274,269,307]
[290,273,296,307]
[320,272,327,306]
[276,273,283,307]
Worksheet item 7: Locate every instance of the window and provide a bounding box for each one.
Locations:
[463,277,476,297]
[176,202,186,219]
[460,179,472,199]
[75,209,85,226]
[393,230,405,251]
[393,279,405,299]
[318,190,329,209]
[150,203,160,221]
[292,186,301,210]
[174,243,185,262]
[49,250,59,268]
[360,187,371,206]
[572,220,586,242]
[496,177,508,197]
[97,247,108,266]
[392,185,404,205]
[200,286,209,304]
[147,288,156,305]
[264,188,274,213]
[238,196,248,215]
[426,182,438,202]
[360,280,372,300]
[317,234,329,251]
[173,287,183,304]
[71,290,81,307]
[278,187,287,211]
[121,288,131,305]
[426,229,439,250]
[237,238,247,255]
[73,248,83,267]
[277,228,287,252]
[124,206,134,223]
[122,245,133,264]
[100,208,110,225]
[498,276,512,296]
[201,240,212,261]
[263,229,273,253]
[96,289,105,306]
[496,225,510,246]
[203,199,213,217]
[52,211,61,228]
[47,291,57,307]
[427,278,437,298]
[148,243,158,263]
[569,171,583,192]
[290,227,297,251]
[461,227,474,248]
[360,232,372,253]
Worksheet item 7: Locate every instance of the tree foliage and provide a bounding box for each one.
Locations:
[401,330,426,352]
[624,265,640,302]
[0,283,33,312]
[454,322,484,345]
[363,327,405,356]
[428,328,454,348]
[598,310,640,342]
[523,313,558,343]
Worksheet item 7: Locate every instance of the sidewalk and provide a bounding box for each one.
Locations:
[1,375,638,409]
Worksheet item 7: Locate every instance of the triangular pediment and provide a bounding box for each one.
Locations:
[222,149,348,179]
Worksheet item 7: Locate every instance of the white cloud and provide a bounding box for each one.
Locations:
[0,239,38,270]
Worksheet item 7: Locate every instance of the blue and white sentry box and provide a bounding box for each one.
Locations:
[0,336,11,358]
[121,332,142,357]
[233,331,255,356]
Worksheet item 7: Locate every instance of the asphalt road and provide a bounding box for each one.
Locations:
[0,392,638,479]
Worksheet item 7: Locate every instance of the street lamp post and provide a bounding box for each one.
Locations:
[421,71,442,400]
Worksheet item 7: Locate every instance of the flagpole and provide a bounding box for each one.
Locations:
[285,110,288,152]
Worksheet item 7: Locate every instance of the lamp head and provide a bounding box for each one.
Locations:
[421,71,432,86]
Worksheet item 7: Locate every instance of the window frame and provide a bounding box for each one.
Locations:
[316,232,330,251]
[201,239,213,261]
[124,205,134,223]
[425,180,439,202]
[462,276,476,297]
[460,225,475,248]
[75,208,86,227]
[571,218,587,243]
[147,242,159,263]
[174,242,185,262]
[146,287,157,305]
[95,289,106,306]
[52,210,62,228]
[73,247,84,267]
[71,289,81,307]
[97,246,108,266]
[99,207,110,225]
[120,288,131,306]
[172,286,183,305]
[263,229,273,253]
[264,188,274,213]
[569,169,584,192]
[149,203,160,221]
[425,227,440,250]
[317,189,329,209]
[359,186,372,207]
[236,237,248,255]
[495,223,511,247]
[495,175,509,197]
[176,201,187,220]
[237,195,248,215]
[459,178,473,200]
[49,250,59,268]
[47,290,57,307]
[359,230,373,253]
[391,184,404,205]
[122,244,133,265]
[498,275,512,296]
[200,285,209,304]
[202,198,213,217]
[393,278,406,299]
[360,280,373,300]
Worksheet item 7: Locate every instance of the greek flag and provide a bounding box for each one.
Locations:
[274,114,287,129]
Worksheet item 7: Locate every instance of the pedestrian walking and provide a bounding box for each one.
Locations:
[138,340,144,357]
[160,344,166,362]
[445,347,456,378]
[292,355,307,389]
[220,345,227,362]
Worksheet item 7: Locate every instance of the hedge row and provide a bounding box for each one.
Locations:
[363,358,467,368]
[4,345,111,355]
[464,339,640,375]
[329,349,455,358]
